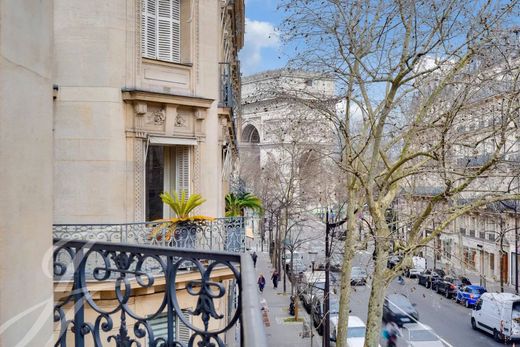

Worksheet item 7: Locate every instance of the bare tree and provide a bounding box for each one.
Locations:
[278,1,520,345]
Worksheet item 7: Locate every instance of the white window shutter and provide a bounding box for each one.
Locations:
[177,310,192,343]
[142,0,157,59]
[171,0,181,63]
[157,0,173,61]
[176,146,190,195]
[142,0,180,63]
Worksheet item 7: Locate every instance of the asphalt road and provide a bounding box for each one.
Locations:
[348,251,507,347]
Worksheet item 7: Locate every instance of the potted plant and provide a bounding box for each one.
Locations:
[148,191,214,248]
[224,192,263,251]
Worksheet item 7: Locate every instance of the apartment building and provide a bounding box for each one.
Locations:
[53,0,243,223]
[396,37,520,287]
[0,1,253,346]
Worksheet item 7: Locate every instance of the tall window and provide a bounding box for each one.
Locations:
[142,0,181,63]
[146,145,190,221]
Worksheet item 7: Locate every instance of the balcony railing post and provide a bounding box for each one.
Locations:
[73,247,85,347]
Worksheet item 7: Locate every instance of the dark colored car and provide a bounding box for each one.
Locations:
[432,276,471,298]
[387,255,401,269]
[417,269,445,288]
[316,263,342,272]
[311,294,339,335]
[455,285,486,307]
[300,282,325,313]
[383,294,419,327]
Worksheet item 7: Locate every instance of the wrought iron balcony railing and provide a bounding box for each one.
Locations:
[53,238,267,347]
[53,217,245,253]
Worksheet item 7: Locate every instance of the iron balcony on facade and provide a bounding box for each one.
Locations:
[52,217,267,346]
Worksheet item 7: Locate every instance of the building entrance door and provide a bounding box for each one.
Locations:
[501,253,509,284]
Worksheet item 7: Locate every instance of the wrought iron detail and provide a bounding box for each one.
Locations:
[53,217,245,253]
[53,238,260,347]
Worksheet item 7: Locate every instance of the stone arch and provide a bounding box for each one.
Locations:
[242,124,260,143]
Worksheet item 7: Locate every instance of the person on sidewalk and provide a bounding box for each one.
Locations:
[258,274,266,292]
[251,251,258,268]
[383,321,400,347]
[271,270,280,289]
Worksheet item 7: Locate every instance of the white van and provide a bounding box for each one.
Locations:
[330,315,380,347]
[471,292,520,342]
[406,256,426,278]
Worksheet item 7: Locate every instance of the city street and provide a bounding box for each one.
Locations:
[348,252,507,347]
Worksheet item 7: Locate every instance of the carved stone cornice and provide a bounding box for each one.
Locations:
[122,89,213,109]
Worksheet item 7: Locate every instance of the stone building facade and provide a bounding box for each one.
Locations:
[53,0,243,223]
[0,1,245,345]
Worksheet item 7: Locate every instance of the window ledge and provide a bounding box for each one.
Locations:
[143,58,193,69]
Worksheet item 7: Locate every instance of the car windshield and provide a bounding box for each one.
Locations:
[409,330,438,341]
[388,296,414,312]
[470,287,486,294]
[347,327,366,338]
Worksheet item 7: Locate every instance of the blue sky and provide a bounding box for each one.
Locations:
[240,0,287,76]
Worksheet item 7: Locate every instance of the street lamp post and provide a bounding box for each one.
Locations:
[309,251,318,273]
[477,244,485,287]
[322,210,346,347]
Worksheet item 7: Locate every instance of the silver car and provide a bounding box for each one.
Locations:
[397,323,443,347]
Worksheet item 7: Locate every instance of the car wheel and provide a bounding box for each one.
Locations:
[471,318,477,330]
[494,329,503,342]
[426,281,430,289]
[465,299,470,308]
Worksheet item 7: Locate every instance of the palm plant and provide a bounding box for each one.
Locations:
[148,191,211,241]
[225,192,263,217]
[160,190,205,219]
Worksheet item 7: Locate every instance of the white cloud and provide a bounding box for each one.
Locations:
[240,18,280,74]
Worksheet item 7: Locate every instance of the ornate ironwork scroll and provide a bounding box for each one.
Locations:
[53,238,245,347]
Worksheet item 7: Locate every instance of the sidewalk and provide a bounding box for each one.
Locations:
[254,251,321,347]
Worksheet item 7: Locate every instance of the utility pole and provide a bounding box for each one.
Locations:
[323,210,347,347]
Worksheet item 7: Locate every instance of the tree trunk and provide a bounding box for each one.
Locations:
[364,232,389,347]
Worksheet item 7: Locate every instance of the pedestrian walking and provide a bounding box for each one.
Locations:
[251,251,258,268]
[258,274,266,292]
[271,270,280,289]
[383,321,400,347]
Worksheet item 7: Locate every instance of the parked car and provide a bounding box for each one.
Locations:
[351,267,368,285]
[455,285,486,308]
[383,294,419,327]
[311,294,339,335]
[299,271,326,312]
[330,315,381,346]
[316,263,342,272]
[387,255,401,269]
[405,256,426,278]
[397,323,444,346]
[471,292,520,342]
[285,259,307,276]
[300,285,325,313]
[432,276,471,298]
[417,269,445,288]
